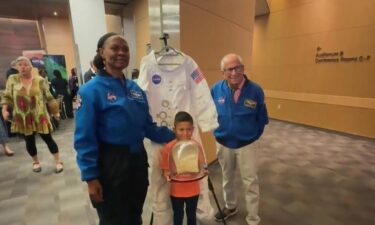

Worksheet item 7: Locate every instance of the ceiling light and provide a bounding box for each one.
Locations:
[53,12,58,16]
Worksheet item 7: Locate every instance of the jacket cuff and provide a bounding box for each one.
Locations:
[81,168,99,182]
[200,121,219,133]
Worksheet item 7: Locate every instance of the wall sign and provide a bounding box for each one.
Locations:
[315,46,371,64]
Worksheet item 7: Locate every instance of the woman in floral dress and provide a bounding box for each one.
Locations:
[1,56,63,173]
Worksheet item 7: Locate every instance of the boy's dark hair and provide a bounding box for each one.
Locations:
[174,111,193,127]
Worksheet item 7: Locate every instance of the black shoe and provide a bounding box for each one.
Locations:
[214,207,238,221]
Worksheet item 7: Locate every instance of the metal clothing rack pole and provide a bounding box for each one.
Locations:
[159,0,165,40]
[208,176,227,225]
[149,212,153,225]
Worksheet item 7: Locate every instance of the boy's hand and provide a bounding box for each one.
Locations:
[163,170,171,182]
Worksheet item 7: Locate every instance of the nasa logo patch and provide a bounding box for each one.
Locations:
[152,74,162,84]
[107,91,117,103]
[218,97,225,104]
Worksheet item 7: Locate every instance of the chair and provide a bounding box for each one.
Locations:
[56,94,68,119]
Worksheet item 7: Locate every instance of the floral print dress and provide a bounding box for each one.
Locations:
[1,74,59,136]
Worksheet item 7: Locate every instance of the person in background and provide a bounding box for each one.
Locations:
[51,70,69,98]
[6,60,19,79]
[51,70,73,118]
[83,60,97,83]
[160,111,207,225]
[4,59,19,137]
[0,111,14,156]
[211,53,269,225]
[1,56,63,173]
[38,68,59,129]
[69,67,79,101]
[38,67,55,96]
[38,67,47,79]
[74,32,175,225]
[131,68,139,81]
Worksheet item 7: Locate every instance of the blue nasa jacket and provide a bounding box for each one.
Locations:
[211,76,269,149]
[74,71,175,181]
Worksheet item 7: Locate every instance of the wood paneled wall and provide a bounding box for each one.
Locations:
[180,0,256,162]
[0,18,41,88]
[252,0,375,138]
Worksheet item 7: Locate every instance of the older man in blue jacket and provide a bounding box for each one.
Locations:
[211,53,269,225]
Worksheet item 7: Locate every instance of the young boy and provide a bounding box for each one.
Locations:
[160,111,207,225]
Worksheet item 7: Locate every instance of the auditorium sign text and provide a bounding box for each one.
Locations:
[315,46,371,64]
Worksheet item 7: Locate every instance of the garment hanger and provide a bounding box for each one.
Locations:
[154,33,185,66]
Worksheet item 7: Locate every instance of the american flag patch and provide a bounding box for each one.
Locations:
[191,68,205,84]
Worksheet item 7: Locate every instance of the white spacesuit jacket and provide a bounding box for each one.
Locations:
[138,51,218,225]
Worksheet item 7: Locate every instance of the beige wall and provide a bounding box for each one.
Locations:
[180,0,256,162]
[252,0,375,138]
[40,14,123,79]
[106,14,123,33]
[40,17,75,75]
[132,0,151,68]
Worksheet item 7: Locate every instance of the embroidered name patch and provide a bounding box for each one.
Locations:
[244,99,257,109]
[129,90,143,100]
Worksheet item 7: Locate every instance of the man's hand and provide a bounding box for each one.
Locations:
[87,179,103,202]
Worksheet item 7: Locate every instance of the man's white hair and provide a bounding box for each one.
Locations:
[220,53,243,71]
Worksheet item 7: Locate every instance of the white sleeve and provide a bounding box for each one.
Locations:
[188,59,218,132]
[138,55,150,91]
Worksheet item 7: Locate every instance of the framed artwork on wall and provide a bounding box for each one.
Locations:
[43,55,68,81]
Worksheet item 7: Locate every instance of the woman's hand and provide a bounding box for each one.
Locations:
[87,179,103,203]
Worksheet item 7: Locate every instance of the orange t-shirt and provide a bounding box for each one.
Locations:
[160,139,201,198]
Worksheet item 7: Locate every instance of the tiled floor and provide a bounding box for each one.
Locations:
[0,119,374,225]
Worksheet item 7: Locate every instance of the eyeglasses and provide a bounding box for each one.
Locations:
[223,65,244,74]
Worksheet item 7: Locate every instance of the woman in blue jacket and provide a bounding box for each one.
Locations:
[74,32,175,225]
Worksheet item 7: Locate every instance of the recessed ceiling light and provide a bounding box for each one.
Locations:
[53,12,58,16]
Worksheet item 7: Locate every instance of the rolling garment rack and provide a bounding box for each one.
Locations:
[149,35,227,225]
